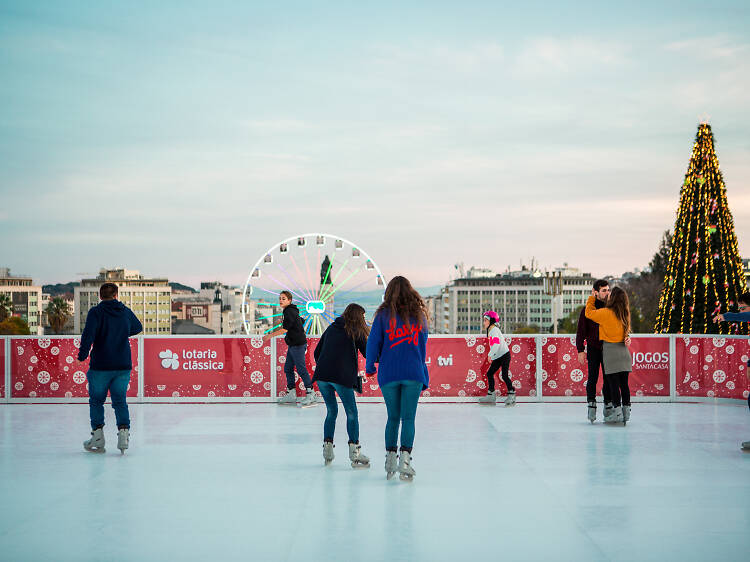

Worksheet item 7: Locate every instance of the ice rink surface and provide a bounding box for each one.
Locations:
[1,401,749,562]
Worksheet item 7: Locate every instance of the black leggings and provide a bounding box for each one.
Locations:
[485,352,513,394]
[605,372,630,407]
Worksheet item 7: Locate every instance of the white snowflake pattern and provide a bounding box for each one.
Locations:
[250,336,264,348]
[51,347,59,356]
[512,344,521,354]
[65,356,73,364]
[30,356,38,364]
[37,371,50,384]
[208,391,216,398]
[476,345,485,354]
[16,346,24,356]
[527,354,535,362]
[65,391,72,398]
[370,384,379,391]
[683,372,690,383]
[654,384,664,391]
[727,381,735,390]
[263,382,271,391]
[422,390,431,397]
[636,390,644,397]
[29,391,37,398]
[564,389,573,396]
[464,336,476,347]
[570,369,584,382]
[73,338,81,348]
[689,345,699,355]
[690,380,700,390]
[192,385,202,390]
[465,370,477,383]
[157,385,166,391]
[227,384,237,390]
[512,380,521,389]
[440,384,451,390]
[38,338,51,349]
[72,371,86,384]
[705,355,713,363]
[250,371,263,384]
[172,391,180,397]
[476,380,486,390]
[547,344,557,354]
[458,390,466,397]
[712,338,726,348]
[529,389,537,397]
[50,382,59,391]
[14,382,23,391]
[563,354,571,362]
[712,370,726,383]
[278,356,286,364]
[243,391,251,397]
[726,345,735,355]
[243,356,251,364]
[263,346,271,355]
[548,380,558,389]
[707,390,715,398]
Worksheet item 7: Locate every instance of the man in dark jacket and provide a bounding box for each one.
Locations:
[78,282,142,453]
[576,279,612,422]
[264,290,316,406]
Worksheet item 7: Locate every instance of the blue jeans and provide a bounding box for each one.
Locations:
[381,380,422,451]
[284,344,313,390]
[317,381,359,442]
[87,369,131,430]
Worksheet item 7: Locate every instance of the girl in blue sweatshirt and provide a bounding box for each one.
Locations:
[365,276,429,481]
[713,291,750,451]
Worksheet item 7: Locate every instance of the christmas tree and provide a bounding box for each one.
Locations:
[654,123,748,335]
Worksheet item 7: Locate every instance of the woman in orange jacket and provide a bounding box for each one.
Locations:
[584,287,632,424]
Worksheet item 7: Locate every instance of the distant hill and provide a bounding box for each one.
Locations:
[42,282,79,296]
[170,282,197,293]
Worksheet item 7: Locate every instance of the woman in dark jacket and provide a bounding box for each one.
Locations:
[312,303,370,468]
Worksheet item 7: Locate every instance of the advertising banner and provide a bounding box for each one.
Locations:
[10,337,139,398]
[541,336,670,397]
[276,336,537,399]
[1,339,5,399]
[675,336,750,400]
[143,337,271,398]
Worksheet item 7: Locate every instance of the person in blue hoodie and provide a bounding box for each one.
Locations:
[713,291,750,451]
[77,282,142,454]
[312,303,370,468]
[365,276,429,481]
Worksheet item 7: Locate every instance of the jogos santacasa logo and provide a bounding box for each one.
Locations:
[158,348,224,371]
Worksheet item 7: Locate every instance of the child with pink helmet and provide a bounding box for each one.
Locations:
[478,311,516,406]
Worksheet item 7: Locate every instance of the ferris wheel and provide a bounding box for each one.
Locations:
[242,234,386,336]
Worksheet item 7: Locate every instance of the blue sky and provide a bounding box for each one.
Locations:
[1,1,749,288]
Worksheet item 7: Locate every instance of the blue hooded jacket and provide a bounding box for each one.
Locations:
[77,300,143,371]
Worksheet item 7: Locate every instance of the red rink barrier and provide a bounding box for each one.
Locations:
[541,336,670,398]
[142,337,271,398]
[1,340,5,399]
[675,336,750,400]
[10,337,138,399]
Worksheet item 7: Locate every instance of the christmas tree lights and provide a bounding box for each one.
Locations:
[654,123,748,335]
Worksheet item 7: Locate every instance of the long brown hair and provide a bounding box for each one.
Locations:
[341,303,369,341]
[607,286,631,337]
[375,276,429,327]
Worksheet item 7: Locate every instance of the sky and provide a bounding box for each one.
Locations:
[1,0,750,289]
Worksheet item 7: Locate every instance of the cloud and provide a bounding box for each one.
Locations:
[513,37,630,75]
[665,35,750,60]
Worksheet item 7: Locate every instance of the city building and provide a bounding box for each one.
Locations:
[171,295,221,334]
[74,268,171,335]
[243,298,283,335]
[199,282,244,334]
[442,264,595,334]
[0,267,43,334]
[41,293,75,335]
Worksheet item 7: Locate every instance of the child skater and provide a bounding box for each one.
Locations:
[713,292,750,451]
[311,303,370,468]
[478,311,516,406]
[366,276,429,481]
[585,287,632,425]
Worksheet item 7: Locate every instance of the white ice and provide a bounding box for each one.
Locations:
[1,402,749,561]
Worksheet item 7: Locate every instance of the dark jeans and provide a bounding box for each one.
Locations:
[317,381,359,442]
[284,344,313,390]
[381,380,422,451]
[586,346,612,404]
[485,352,513,393]
[87,369,131,430]
[604,372,630,407]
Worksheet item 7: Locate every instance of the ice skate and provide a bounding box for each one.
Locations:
[117,428,129,454]
[741,441,750,451]
[323,442,335,466]
[622,405,631,425]
[314,392,325,404]
[478,391,496,405]
[604,405,623,424]
[587,401,597,423]
[299,390,317,407]
[398,450,416,481]
[277,388,297,405]
[504,391,516,407]
[83,427,106,453]
[348,442,370,469]
[385,451,398,480]
[603,402,613,420]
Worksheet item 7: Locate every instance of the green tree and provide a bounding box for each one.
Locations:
[0,316,31,335]
[655,123,748,334]
[46,297,71,334]
[0,293,11,322]
[557,305,584,334]
[512,323,541,334]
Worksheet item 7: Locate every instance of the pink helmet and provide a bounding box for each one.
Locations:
[483,310,500,323]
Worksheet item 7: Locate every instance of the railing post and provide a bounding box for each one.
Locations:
[4,337,9,403]
[669,334,676,402]
[270,336,277,401]
[138,335,145,402]
[535,336,543,401]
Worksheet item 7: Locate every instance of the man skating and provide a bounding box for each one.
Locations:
[78,282,142,454]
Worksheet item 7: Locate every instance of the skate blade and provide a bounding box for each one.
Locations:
[84,447,106,453]
[386,471,396,480]
[324,459,333,466]
[351,462,370,469]
[399,473,414,482]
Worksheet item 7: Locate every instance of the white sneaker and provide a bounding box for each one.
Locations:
[277,389,297,404]
[117,428,129,454]
[478,391,496,405]
[83,427,105,453]
[385,451,398,479]
[323,442,335,465]
[398,450,416,481]
[300,391,316,407]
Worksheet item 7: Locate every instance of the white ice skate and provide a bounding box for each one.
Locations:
[587,401,597,423]
[83,427,105,453]
[348,443,370,469]
[478,391,496,405]
[117,428,129,454]
[323,442,335,466]
[604,405,623,424]
[398,450,416,482]
[504,391,516,407]
[299,391,317,407]
[603,402,614,419]
[741,441,750,451]
[385,451,398,480]
[277,389,297,405]
[622,405,631,425]
[314,392,325,404]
